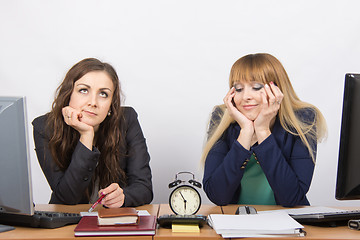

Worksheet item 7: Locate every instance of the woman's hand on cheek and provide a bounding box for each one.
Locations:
[100,183,125,208]
[254,83,283,142]
[62,106,95,150]
[62,106,93,135]
[224,88,254,131]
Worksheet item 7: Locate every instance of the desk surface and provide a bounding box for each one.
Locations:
[1,204,360,240]
[0,204,159,240]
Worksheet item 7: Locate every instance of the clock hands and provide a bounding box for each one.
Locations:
[179,191,187,210]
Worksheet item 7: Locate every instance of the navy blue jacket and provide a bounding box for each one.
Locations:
[203,109,316,207]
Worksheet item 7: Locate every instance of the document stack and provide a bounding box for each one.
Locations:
[208,211,305,238]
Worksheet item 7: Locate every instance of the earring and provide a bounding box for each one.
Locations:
[107,110,111,116]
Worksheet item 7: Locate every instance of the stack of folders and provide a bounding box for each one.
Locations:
[74,208,156,237]
[208,211,305,238]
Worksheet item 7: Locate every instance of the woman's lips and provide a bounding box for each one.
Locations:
[242,104,258,110]
[83,110,97,116]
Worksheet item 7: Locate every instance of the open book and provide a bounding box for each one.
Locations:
[208,211,305,238]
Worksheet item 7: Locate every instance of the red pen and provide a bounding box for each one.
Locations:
[88,192,106,212]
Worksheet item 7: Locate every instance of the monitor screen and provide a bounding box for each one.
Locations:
[0,96,34,215]
[336,73,360,200]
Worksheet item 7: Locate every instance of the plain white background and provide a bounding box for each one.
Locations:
[1,0,360,207]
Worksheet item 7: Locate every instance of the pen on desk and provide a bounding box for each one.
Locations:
[88,193,106,212]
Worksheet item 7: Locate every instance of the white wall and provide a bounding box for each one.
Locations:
[1,0,360,207]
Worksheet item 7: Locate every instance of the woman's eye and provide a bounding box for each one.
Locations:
[233,84,243,92]
[253,84,264,91]
[100,92,108,98]
[79,89,88,94]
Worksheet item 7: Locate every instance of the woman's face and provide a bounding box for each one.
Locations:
[233,81,265,121]
[68,71,114,130]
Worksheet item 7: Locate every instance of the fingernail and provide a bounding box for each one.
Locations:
[265,84,269,88]
[270,81,274,85]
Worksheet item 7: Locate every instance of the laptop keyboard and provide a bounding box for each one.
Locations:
[290,209,360,226]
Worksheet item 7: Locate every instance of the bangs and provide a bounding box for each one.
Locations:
[229,61,269,87]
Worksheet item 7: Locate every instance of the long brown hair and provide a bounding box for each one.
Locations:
[201,53,327,163]
[46,58,126,195]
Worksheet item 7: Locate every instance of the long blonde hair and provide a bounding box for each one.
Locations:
[201,53,327,164]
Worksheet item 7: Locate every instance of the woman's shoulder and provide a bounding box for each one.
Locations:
[295,107,316,123]
[31,113,52,139]
[32,113,49,130]
[122,106,138,121]
[210,105,225,122]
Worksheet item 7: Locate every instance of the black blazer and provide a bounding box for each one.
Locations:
[32,106,153,207]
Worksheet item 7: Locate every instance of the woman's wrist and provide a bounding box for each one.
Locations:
[79,131,95,150]
[255,129,271,144]
[237,128,254,150]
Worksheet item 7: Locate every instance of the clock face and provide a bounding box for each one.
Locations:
[169,185,201,215]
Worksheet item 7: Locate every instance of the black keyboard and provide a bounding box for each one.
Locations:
[157,214,207,228]
[290,210,360,226]
[0,210,82,228]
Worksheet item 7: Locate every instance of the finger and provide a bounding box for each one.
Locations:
[101,183,122,201]
[264,84,275,105]
[269,82,284,104]
[224,89,236,109]
[100,183,118,195]
[62,110,72,123]
[62,106,78,121]
[260,91,268,108]
[105,197,124,208]
[102,186,124,207]
[223,87,235,104]
[105,191,124,206]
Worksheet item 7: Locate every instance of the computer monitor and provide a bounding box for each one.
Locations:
[0,96,34,215]
[335,73,360,200]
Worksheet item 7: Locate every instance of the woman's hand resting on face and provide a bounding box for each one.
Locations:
[224,87,255,150]
[254,82,283,143]
[224,87,255,133]
[224,82,284,149]
[62,106,94,150]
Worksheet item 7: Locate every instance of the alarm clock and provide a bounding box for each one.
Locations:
[168,171,202,215]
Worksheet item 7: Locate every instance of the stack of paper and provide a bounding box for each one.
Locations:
[208,211,305,238]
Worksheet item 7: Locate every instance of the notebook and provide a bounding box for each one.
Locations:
[97,207,139,225]
[74,215,156,236]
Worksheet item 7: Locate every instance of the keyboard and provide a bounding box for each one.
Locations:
[0,210,82,228]
[289,208,360,226]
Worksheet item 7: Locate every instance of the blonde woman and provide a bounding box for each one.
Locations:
[201,53,326,207]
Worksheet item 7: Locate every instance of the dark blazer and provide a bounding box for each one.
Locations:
[203,108,316,207]
[32,106,153,207]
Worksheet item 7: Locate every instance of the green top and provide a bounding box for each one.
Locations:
[238,153,277,205]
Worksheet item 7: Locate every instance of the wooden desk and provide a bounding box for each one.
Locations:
[154,203,222,240]
[2,204,360,239]
[0,204,159,240]
[222,205,360,240]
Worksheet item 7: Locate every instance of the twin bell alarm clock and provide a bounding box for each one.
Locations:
[168,171,202,215]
